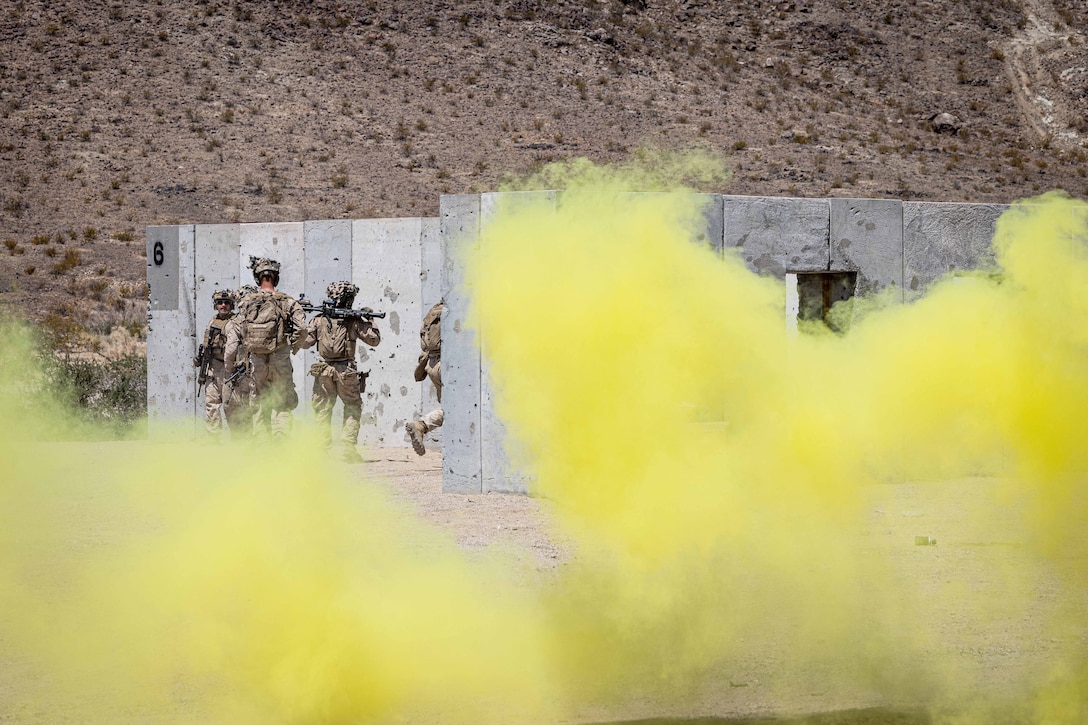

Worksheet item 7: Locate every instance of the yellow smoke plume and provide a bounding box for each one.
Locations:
[469,174,1088,719]
[1,155,1086,724]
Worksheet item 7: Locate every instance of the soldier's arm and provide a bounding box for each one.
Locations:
[286,299,308,352]
[295,316,318,351]
[223,322,240,370]
[355,318,381,347]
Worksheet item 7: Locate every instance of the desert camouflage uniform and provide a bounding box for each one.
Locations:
[198,311,231,436]
[407,301,445,455]
[225,258,306,440]
[297,283,381,455]
[221,285,257,439]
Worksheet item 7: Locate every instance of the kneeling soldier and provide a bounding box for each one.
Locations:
[297,281,381,463]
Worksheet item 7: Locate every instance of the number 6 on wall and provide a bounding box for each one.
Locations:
[153,240,164,266]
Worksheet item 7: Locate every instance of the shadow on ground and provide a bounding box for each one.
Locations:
[595,709,929,725]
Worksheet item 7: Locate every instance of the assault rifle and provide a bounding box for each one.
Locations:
[298,293,386,320]
[194,343,213,391]
[222,362,249,406]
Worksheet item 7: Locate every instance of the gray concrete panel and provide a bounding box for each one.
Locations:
[352,218,423,446]
[193,224,241,418]
[239,222,307,421]
[701,193,724,255]
[440,195,482,493]
[479,191,556,494]
[903,202,1005,295]
[302,220,353,427]
[420,217,444,448]
[830,198,904,298]
[148,225,180,311]
[1070,203,1087,254]
[723,195,829,276]
[147,225,196,439]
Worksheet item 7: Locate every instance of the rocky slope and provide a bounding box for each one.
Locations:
[0,0,1085,350]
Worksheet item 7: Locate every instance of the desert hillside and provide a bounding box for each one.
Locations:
[0,0,1086,352]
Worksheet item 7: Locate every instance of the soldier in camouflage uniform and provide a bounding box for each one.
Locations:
[224,257,306,440]
[297,281,382,463]
[221,284,257,439]
[406,300,445,456]
[194,288,236,438]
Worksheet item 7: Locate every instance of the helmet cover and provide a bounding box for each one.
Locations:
[249,256,281,283]
[326,281,359,305]
[212,288,235,305]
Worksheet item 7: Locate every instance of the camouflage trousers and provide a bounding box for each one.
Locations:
[420,358,443,433]
[250,346,298,439]
[203,359,228,435]
[311,359,365,448]
[224,371,254,439]
[420,407,444,433]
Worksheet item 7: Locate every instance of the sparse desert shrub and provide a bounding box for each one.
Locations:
[51,249,83,274]
[88,278,109,300]
[36,349,147,437]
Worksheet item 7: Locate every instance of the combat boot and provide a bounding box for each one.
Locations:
[406,420,426,456]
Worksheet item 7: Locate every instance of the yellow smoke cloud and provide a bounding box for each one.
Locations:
[469,172,1088,719]
[2,159,1087,724]
[0,330,554,723]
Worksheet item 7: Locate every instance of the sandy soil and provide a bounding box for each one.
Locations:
[1,443,1084,724]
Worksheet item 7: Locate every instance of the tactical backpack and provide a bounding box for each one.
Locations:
[240,290,287,354]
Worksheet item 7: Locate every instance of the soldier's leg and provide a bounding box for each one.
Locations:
[428,361,442,404]
[250,354,273,439]
[268,348,296,439]
[338,371,363,448]
[224,380,253,440]
[421,407,444,433]
[311,373,336,450]
[204,377,224,436]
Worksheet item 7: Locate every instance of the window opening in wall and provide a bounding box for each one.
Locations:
[786,271,858,335]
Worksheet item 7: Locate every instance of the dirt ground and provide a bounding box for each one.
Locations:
[1,443,1084,724]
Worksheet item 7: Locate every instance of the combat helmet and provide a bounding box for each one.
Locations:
[249,256,281,286]
[212,288,235,308]
[326,280,359,306]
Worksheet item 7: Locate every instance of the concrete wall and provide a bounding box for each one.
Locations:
[147,218,436,445]
[147,195,1015,489]
[440,194,1009,493]
[147,225,196,439]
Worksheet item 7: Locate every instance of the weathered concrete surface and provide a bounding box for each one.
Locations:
[353,218,423,447]
[724,195,829,276]
[904,202,1006,295]
[440,195,482,493]
[147,225,196,439]
[830,198,903,298]
[148,194,1031,495]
